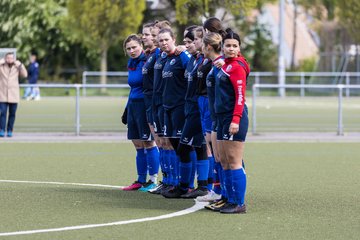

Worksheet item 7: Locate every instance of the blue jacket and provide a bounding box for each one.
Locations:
[28,62,39,84]
[127,52,147,99]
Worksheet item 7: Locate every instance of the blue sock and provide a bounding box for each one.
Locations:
[221,167,227,198]
[207,156,215,190]
[232,168,247,206]
[163,150,171,185]
[213,162,222,195]
[136,148,147,183]
[197,159,209,182]
[179,162,192,189]
[146,146,160,176]
[158,148,165,182]
[224,169,235,203]
[170,150,179,186]
[189,150,197,188]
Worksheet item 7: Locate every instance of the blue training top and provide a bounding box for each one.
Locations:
[153,51,168,106]
[142,48,161,96]
[162,50,191,109]
[28,61,39,84]
[127,52,147,99]
[185,54,203,103]
[206,56,223,121]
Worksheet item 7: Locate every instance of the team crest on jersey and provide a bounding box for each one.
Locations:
[147,56,153,63]
[203,58,209,65]
[170,59,176,65]
[226,65,232,72]
[161,52,167,58]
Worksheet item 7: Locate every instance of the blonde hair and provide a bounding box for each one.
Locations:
[155,20,171,30]
[203,32,222,53]
[194,27,204,39]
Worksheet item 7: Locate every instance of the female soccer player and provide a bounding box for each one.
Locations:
[148,20,177,194]
[199,32,225,205]
[156,28,192,198]
[215,29,250,214]
[122,34,159,191]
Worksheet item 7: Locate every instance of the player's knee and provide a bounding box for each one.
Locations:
[177,143,193,163]
[195,144,208,160]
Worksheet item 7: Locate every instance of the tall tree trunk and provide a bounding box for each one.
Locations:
[100,46,108,94]
[291,0,298,70]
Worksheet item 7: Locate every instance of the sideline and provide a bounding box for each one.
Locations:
[0,179,206,237]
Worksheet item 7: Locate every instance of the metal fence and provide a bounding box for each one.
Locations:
[82,71,360,96]
[252,84,360,136]
[18,83,360,136]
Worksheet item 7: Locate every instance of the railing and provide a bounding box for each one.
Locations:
[19,83,360,136]
[82,71,128,96]
[82,71,360,96]
[252,84,360,136]
[20,83,129,136]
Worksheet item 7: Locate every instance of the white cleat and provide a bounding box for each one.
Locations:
[196,190,221,202]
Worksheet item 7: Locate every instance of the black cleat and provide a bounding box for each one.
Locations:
[180,187,208,199]
[162,186,188,198]
[220,203,246,214]
[204,198,227,211]
[148,182,166,194]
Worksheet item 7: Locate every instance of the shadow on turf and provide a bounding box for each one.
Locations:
[42,186,193,211]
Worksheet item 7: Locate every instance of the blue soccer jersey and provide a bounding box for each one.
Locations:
[142,48,161,97]
[128,52,147,99]
[185,54,203,103]
[206,56,223,121]
[153,51,168,106]
[162,51,191,109]
[214,56,250,124]
[196,57,212,96]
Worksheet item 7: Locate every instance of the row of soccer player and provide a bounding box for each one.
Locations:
[121,17,249,214]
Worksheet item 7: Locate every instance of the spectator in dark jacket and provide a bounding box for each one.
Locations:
[23,53,40,101]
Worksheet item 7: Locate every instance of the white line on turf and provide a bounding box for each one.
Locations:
[0,179,207,237]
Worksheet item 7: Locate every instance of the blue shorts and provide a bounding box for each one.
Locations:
[153,103,164,136]
[127,98,151,140]
[198,96,212,134]
[163,104,185,138]
[217,105,248,142]
[181,102,205,147]
[144,94,153,125]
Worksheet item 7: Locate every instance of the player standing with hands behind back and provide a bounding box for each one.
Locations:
[0,52,28,137]
[215,29,250,214]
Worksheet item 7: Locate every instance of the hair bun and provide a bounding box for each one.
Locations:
[225,28,233,34]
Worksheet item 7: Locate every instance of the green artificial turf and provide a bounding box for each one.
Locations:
[0,142,359,240]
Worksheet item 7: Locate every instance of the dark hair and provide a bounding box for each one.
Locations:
[123,34,142,54]
[5,52,14,57]
[158,28,175,39]
[203,32,222,53]
[203,17,226,37]
[184,25,197,41]
[222,28,241,46]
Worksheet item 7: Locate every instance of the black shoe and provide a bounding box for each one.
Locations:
[180,187,208,199]
[160,184,174,195]
[162,186,188,198]
[205,198,227,211]
[220,203,246,214]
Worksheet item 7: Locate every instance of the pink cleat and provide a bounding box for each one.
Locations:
[122,181,143,191]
